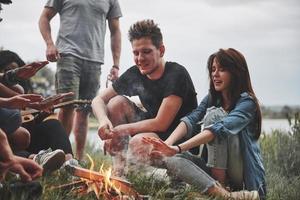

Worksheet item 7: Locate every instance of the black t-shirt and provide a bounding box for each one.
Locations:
[113,61,197,137]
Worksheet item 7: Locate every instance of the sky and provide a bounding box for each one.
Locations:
[0,0,299,106]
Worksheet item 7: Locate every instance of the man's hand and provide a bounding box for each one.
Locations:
[0,155,42,182]
[15,61,49,80]
[46,44,60,62]
[29,92,74,111]
[107,66,119,82]
[0,94,43,109]
[97,120,114,140]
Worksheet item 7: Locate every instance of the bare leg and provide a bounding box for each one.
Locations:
[106,96,138,176]
[58,106,75,136]
[8,127,30,151]
[211,168,227,187]
[128,132,160,164]
[73,110,89,160]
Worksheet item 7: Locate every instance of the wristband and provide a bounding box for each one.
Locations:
[176,145,182,153]
[2,70,19,86]
[112,65,119,70]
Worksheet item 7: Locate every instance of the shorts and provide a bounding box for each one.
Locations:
[55,54,101,111]
[0,108,21,135]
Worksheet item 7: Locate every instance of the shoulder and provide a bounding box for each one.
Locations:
[236,92,257,109]
[239,92,255,102]
[122,66,139,76]
[165,62,190,77]
[118,66,141,81]
[166,61,187,71]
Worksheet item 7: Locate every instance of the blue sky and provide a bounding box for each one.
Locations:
[0,0,299,106]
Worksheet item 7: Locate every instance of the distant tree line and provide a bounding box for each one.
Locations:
[261,105,300,119]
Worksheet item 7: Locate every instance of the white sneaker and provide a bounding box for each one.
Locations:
[227,190,260,200]
[33,148,65,175]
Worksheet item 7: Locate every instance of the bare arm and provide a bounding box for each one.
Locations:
[92,86,118,139]
[39,7,60,62]
[179,129,215,152]
[108,18,121,68]
[0,83,23,97]
[165,121,188,145]
[113,95,183,136]
[107,18,121,81]
[143,129,215,157]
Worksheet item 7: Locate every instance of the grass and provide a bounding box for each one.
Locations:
[3,113,300,200]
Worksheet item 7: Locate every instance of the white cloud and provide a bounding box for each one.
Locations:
[0,0,299,105]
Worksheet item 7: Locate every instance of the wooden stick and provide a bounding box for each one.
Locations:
[64,164,140,199]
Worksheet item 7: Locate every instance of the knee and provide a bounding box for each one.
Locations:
[107,96,129,115]
[128,134,151,160]
[9,127,31,151]
[2,109,22,134]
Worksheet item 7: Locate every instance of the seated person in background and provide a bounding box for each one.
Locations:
[144,48,266,200]
[0,50,75,173]
[92,19,198,176]
[0,94,43,152]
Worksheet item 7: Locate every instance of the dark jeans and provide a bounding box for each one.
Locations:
[0,108,21,134]
[24,119,73,155]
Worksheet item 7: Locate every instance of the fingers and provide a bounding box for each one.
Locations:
[21,94,44,102]
[149,151,164,159]
[46,50,60,62]
[142,136,163,146]
[103,140,116,156]
[29,165,43,180]
[13,165,32,182]
[98,126,113,140]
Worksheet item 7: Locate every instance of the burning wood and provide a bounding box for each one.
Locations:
[64,163,141,199]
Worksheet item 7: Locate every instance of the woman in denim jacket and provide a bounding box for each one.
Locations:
[144,48,266,200]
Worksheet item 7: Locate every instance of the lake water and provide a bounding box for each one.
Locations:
[70,118,291,149]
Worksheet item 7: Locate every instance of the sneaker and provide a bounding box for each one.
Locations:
[226,190,260,200]
[33,148,65,175]
[60,158,80,171]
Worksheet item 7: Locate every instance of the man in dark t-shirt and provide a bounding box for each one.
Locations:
[113,61,197,139]
[92,19,197,176]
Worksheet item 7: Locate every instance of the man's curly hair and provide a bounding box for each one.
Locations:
[128,19,163,48]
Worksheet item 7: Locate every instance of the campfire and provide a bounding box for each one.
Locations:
[52,155,145,200]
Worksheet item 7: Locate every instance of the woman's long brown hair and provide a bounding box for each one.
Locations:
[207,48,262,140]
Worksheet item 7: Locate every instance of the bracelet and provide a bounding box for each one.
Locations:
[112,65,119,70]
[176,145,182,153]
[2,70,19,86]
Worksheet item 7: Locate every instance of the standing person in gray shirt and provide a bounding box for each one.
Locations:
[39,0,122,160]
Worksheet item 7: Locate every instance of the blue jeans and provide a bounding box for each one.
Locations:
[204,106,243,189]
[0,108,21,135]
[163,106,244,192]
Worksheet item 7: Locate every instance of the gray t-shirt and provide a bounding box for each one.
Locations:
[45,0,122,63]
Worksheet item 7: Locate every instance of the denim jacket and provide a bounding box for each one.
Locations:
[181,92,266,196]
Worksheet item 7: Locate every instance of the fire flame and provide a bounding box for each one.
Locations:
[84,154,122,199]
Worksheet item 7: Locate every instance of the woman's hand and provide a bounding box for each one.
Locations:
[15,61,49,80]
[142,137,178,157]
